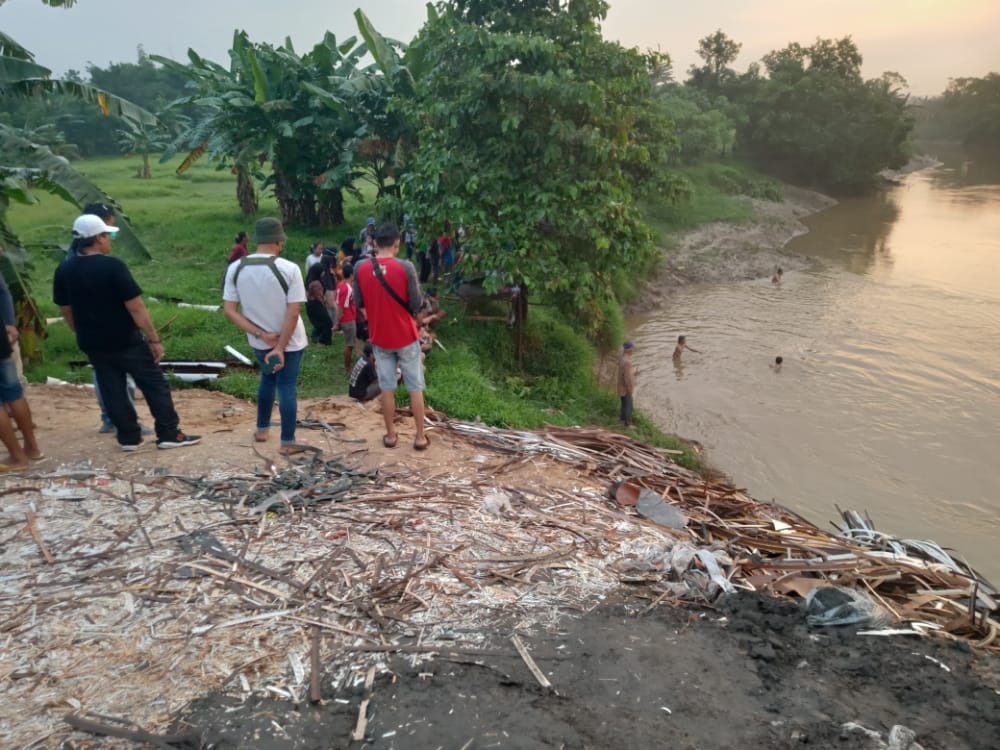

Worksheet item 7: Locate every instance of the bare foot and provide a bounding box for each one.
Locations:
[254,430,269,443]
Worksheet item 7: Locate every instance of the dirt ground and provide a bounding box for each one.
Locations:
[15,383,1000,750]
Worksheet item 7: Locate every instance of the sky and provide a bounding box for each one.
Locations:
[1,0,997,96]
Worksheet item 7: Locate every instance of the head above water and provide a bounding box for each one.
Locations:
[623,341,634,351]
[677,335,686,344]
[775,356,783,365]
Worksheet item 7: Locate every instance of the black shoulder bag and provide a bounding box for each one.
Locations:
[370,258,414,318]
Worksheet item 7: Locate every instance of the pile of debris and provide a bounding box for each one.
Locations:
[0,415,995,747]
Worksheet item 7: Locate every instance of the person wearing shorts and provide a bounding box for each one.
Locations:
[353,222,429,451]
[0,285,41,470]
[334,262,359,373]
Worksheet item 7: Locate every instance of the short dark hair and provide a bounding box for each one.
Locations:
[775,356,783,364]
[83,202,114,222]
[341,262,353,280]
[374,221,401,248]
[363,342,374,357]
[678,335,686,343]
[235,230,248,244]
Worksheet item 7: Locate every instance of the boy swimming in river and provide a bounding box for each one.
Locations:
[770,355,783,371]
[672,335,701,360]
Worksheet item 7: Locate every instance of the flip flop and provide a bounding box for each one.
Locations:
[0,463,27,473]
[382,434,398,449]
[413,435,430,451]
[279,444,320,456]
[29,453,46,461]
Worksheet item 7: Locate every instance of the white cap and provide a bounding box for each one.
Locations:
[72,214,119,239]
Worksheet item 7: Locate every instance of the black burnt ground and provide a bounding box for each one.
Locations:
[174,593,1000,750]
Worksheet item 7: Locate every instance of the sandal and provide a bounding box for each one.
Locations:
[382,434,398,449]
[0,463,28,473]
[413,435,430,451]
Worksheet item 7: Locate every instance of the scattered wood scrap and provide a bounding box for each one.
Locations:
[1,415,995,749]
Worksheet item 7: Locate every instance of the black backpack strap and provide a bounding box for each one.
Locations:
[233,256,289,294]
[370,258,413,317]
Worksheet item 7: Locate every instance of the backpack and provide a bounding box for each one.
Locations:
[233,256,289,294]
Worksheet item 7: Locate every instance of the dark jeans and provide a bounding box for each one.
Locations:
[89,340,180,446]
[619,395,633,427]
[253,347,304,445]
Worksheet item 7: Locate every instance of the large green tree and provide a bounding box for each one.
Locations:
[156,31,373,226]
[741,37,913,192]
[400,0,683,336]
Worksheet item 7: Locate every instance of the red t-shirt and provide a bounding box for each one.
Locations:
[355,257,418,350]
[335,280,356,323]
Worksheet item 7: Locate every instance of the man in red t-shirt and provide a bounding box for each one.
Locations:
[334,262,358,372]
[353,222,429,451]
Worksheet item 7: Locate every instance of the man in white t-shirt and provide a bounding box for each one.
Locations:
[223,217,309,454]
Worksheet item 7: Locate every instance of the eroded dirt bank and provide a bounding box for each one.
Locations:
[627,185,836,314]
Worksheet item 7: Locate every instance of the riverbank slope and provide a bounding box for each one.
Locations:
[628,184,836,314]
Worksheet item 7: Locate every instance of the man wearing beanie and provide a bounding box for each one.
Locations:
[223,217,308,454]
[53,214,200,451]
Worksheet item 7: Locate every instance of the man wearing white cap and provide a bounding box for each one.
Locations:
[52,214,200,451]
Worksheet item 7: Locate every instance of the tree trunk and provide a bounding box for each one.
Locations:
[317,189,345,227]
[141,153,151,179]
[236,166,258,216]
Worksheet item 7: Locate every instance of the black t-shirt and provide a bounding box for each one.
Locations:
[348,358,377,400]
[53,254,143,353]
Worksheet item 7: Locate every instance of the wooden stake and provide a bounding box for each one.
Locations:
[25,511,54,564]
[511,634,553,692]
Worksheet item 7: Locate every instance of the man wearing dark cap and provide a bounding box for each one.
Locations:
[53,214,200,451]
[617,341,635,428]
[353,222,429,451]
[223,217,308,453]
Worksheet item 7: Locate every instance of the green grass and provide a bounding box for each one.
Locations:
[640,160,781,238]
[10,154,707,468]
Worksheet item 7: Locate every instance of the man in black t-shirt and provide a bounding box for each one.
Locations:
[53,214,200,452]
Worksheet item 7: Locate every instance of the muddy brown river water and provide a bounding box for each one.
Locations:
[628,148,1000,582]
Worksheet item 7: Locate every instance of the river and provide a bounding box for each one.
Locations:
[628,148,1000,582]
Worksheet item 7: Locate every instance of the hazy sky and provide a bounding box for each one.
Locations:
[2,0,997,95]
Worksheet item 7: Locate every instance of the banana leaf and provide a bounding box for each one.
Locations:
[0,54,51,83]
[4,79,160,126]
[1,125,151,261]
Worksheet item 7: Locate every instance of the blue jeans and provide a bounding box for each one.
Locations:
[88,340,180,446]
[253,347,304,445]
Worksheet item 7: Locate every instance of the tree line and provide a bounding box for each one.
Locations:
[5,0,979,344]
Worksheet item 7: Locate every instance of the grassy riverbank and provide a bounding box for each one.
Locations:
[11,155,711,465]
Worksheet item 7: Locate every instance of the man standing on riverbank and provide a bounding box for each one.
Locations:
[223,217,308,454]
[618,341,635,428]
[353,222,429,451]
[54,214,200,452]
